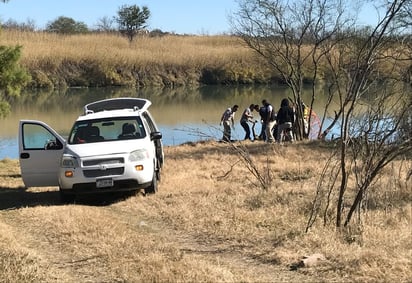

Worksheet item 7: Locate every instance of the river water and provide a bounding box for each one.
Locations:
[0,85,334,159]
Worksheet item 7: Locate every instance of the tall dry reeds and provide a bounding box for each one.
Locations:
[1,29,409,88]
[1,30,264,87]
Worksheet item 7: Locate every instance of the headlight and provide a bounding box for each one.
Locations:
[61,156,79,168]
[129,149,149,162]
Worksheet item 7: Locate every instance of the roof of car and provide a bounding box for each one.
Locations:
[83,98,151,115]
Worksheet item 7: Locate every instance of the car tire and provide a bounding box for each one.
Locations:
[145,171,158,195]
[156,167,161,182]
[60,191,75,204]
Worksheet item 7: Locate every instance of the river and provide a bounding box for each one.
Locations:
[0,85,334,159]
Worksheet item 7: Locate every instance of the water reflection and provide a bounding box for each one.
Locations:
[0,85,326,159]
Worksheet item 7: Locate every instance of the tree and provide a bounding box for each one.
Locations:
[2,18,36,31]
[230,0,357,141]
[0,45,31,118]
[95,16,115,32]
[0,0,30,118]
[232,0,411,229]
[115,4,150,42]
[46,16,88,34]
[329,0,411,228]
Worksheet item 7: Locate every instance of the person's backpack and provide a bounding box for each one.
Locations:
[259,106,267,121]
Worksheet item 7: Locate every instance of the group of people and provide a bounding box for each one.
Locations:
[220,98,295,143]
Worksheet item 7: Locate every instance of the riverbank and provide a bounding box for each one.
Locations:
[3,30,278,88]
[3,30,411,90]
[0,140,411,282]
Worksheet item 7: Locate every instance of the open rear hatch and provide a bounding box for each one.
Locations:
[84,98,151,114]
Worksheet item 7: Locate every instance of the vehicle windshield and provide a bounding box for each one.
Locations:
[68,117,146,144]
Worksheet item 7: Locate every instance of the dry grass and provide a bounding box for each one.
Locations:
[2,30,407,88]
[0,30,275,87]
[1,30,253,69]
[0,141,410,282]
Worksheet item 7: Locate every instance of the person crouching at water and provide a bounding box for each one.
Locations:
[240,104,257,140]
[220,104,239,142]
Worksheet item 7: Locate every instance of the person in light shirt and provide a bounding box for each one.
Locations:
[220,104,239,142]
[262,100,276,143]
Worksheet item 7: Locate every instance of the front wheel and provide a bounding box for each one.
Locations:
[156,167,161,182]
[60,190,75,204]
[145,171,158,195]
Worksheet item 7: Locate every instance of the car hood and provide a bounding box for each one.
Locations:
[65,140,147,158]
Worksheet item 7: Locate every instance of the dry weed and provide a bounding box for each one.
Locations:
[0,141,410,282]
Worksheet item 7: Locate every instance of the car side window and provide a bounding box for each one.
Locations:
[22,123,63,150]
[142,112,157,133]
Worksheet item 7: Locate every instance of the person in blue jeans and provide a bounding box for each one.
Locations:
[240,104,258,140]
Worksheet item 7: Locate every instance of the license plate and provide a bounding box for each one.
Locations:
[96,178,113,188]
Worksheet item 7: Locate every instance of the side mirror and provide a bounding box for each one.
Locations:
[44,139,63,150]
[150,131,162,141]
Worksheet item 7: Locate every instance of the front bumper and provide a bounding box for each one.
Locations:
[58,155,154,192]
[60,179,151,195]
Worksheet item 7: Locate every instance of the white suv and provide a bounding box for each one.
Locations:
[18,98,164,202]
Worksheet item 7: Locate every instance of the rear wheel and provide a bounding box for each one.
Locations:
[145,171,158,195]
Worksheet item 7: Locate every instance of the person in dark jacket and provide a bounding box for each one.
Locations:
[276,98,295,142]
[257,99,276,142]
[257,102,267,141]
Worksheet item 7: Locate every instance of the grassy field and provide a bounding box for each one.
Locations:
[2,30,410,89]
[0,140,410,282]
[1,30,273,88]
